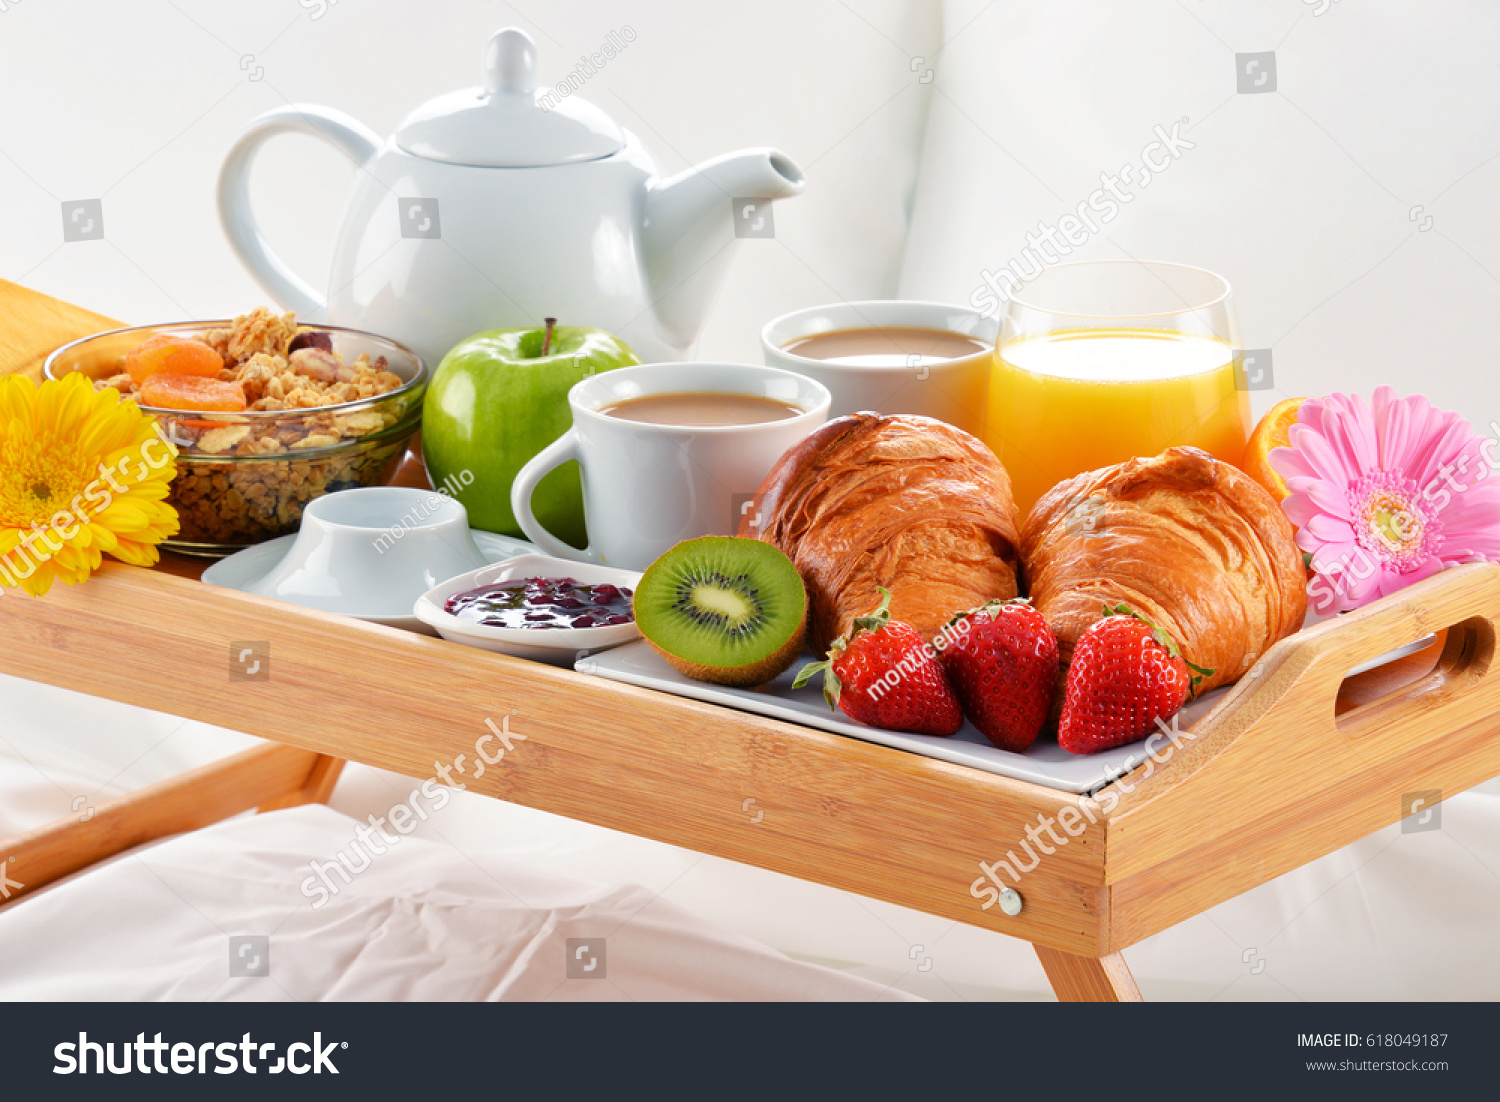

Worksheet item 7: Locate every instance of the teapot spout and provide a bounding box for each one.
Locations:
[642,148,805,350]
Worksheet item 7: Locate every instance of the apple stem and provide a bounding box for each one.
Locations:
[542,317,556,357]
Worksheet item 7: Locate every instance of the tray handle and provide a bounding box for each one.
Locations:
[1103,563,1500,877]
[1271,562,1498,742]
[1115,562,1500,811]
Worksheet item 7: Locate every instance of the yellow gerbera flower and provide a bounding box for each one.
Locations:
[0,372,179,597]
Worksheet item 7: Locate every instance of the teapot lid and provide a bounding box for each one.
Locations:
[394,28,626,167]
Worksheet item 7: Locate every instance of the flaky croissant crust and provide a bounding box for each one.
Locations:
[1020,446,1307,691]
[746,413,1020,655]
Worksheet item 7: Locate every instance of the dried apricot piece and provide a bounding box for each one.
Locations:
[125,334,225,386]
[139,372,247,412]
[123,334,175,385]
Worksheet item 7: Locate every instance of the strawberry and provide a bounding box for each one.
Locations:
[939,599,1058,753]
[1057,604,1212,755]
[792,587,963,737]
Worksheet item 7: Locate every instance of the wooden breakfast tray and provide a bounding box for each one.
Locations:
[4,284,1500,1001]
[3,544,1498,1000]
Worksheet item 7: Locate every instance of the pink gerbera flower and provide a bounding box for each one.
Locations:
[1269,386,1500,614]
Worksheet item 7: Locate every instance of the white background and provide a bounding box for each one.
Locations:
[3,0,1500,1001]
[4,1,1498,427]
[0,0,937,369]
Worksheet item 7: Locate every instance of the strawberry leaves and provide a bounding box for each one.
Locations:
[1097,601,1214,691]
[848,586,896,637]
[791,654,842,709]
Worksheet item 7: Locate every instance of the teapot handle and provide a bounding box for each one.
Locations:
[217,105,381,320]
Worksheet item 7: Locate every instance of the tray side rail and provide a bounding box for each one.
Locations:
[1099,562,1500,951]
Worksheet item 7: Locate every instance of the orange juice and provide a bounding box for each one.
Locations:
[986,329,1250,516]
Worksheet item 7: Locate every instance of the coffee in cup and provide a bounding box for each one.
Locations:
[599,391,804,426]
[761,301,997,435]
[782,327,990,366]
[510,364,830,570]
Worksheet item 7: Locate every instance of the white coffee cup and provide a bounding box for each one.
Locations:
[510,363,830,569]
[761,299,997,435]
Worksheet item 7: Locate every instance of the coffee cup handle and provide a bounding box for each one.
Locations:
[510,430,604,564]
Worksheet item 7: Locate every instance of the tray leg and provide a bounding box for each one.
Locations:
[0,744,334,907]
[257,754,345,811]
[1034,945,1143,1002]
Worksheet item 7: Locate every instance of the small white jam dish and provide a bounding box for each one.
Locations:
[414,553,642,663]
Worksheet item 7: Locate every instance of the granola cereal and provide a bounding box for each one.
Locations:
[165,440,408,549]
[103,308,406,439]
[90,309,423,553]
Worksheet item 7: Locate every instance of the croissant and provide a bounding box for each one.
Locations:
[744,412,1021,655]
[1020,446,1306,692]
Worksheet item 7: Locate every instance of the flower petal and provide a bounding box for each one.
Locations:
[1313,540,1359,568]
[1339,563,1385,606]
[1268,445,1318,482]
[1407,416,1476,488]
[1284,474,1322,496]
[1321,391,1379,472]
[1306,479,1353,520]
[1374,392,1414,472]
[1438,485,1500,531]
[1287,423,1355,486]
[1305,513,1355,543]
[1282,492,1321,528]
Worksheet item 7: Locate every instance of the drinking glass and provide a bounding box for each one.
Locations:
[985,259,1249,515]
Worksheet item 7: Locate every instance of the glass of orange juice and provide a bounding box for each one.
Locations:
[986,260,1250,517]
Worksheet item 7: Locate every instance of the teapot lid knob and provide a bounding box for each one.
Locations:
[484,27,537,95]
[394,23,624,166]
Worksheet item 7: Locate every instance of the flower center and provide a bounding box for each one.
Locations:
[1349,471,1442,572]
[0,433,91,528]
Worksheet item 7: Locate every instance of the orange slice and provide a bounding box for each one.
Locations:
[1241,397,1306,501]
[139,372,247,412]
[125,334,226,387]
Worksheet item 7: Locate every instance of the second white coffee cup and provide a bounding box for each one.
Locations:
[761,299,997,435]
[510,363,830,570]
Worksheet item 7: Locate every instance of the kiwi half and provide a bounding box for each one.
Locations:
[633,536,807,688]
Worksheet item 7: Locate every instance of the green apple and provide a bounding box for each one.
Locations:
[421,321,639,545]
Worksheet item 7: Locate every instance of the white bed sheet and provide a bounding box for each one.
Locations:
[0,802,914,1002]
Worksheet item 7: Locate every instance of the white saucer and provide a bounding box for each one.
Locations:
[202,529,536,632]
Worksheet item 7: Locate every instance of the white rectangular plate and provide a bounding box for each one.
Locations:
[576,614,1438,794]
[576,641,1200,793]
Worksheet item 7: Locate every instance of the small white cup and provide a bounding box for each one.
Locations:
[510,362,830,570]
[248,486,488,618]
[761,299,996,435]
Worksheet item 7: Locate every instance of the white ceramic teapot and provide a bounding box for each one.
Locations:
[217,27,805,368]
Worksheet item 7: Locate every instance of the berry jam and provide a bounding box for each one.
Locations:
[444,576,634,630]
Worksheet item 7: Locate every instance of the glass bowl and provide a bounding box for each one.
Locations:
[44,321,426,557]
